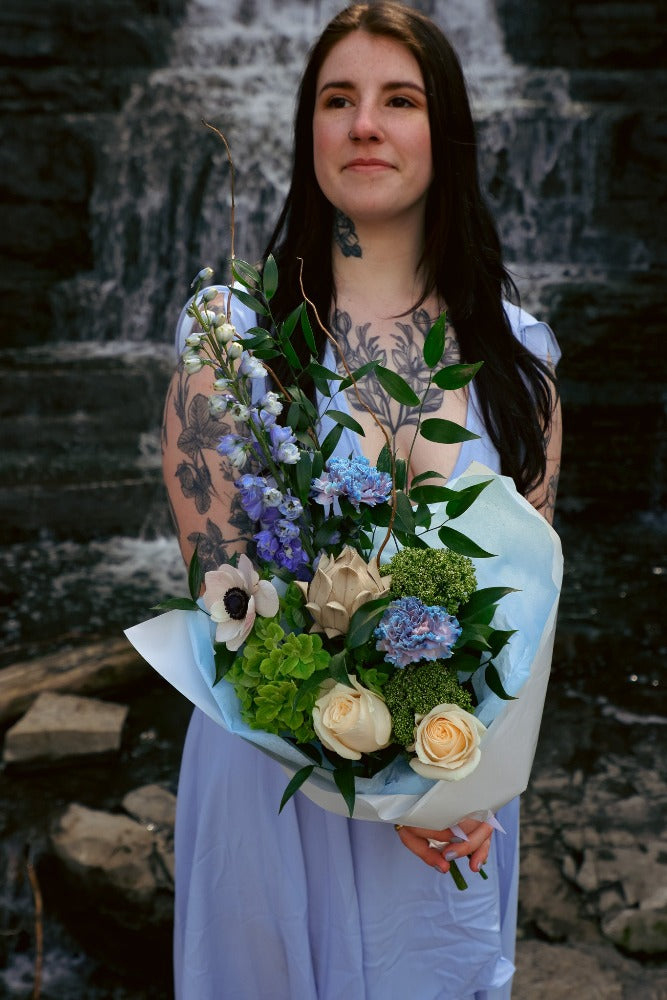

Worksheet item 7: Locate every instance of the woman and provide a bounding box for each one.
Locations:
[162,4,562,998]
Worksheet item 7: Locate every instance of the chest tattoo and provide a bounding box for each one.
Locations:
[331,308,460,436]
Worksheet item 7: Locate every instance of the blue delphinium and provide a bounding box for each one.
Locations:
[375,596,462,668]
[269,424,300,465]
[235,475,309,575]
[236,474,266,520]
[311,455,392,510]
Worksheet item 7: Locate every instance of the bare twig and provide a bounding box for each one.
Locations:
[202,120,236,322]
[26,859,43,1000]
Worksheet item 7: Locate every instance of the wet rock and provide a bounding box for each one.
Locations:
[574,848,600,893]
[597,887,626,916]
[49,802,173,930]
[519,848,585,942]
[513,940,624,999]
[0,636,151,727]
[2,692,128,764]
[122,783,176,831]
[602,904,667,956]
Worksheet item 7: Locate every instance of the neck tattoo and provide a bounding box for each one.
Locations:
[334,210,362,258]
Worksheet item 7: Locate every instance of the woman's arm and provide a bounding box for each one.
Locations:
[161,293,255,572]
[397,379,561,874]
[527,384,562,525]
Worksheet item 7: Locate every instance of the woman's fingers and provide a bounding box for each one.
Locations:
[395,819,494,874]
[395,825,451,873]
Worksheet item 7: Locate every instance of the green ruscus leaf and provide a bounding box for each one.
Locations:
[484,660,516,701]
[279,765,315,813]
[423,311,447,368]
[333,766,356,817]
[346,595,391,649]
[188,547,204,601]
[437,525,496,558]
[152,597,200,612]
[420,418,479,444]
[375,365,420,407]
[262,253,278,300]
[432,361,483,390]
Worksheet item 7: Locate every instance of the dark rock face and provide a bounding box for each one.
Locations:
[496,0,667,70]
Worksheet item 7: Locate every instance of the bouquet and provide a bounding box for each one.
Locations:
[126,255,563,891]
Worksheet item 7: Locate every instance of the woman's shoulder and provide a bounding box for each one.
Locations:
[174,285,257,356]
[502,300,561,369]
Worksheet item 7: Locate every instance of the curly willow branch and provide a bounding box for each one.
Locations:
[202,120,236,323]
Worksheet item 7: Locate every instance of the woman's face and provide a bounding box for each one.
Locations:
[313,31,433,228]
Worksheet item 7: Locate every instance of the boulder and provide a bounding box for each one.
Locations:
[122,783,176,831]
[513,940,623,999]
[2,691,128,763]
[602,905,667,956]
[49,802,173,930]
[519,848,586,942]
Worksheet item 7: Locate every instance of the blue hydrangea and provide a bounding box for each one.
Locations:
[375,596,462,668]
[311,455,392,510]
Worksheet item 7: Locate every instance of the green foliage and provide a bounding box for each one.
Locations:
[226,618,331,743]
[354,662,390,696]
[381,547,477,613]
[281,581,308,632]
[383,660,474,747]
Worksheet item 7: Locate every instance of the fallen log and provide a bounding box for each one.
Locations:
[0,638,151,728]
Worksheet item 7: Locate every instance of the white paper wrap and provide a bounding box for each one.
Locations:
[125,463,562,828]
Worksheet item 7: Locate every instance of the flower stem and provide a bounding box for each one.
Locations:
[448,859,468,891]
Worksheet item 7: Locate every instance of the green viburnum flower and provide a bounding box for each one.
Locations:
[383,659,474,747]
[226,617,330,743]
[381,547,476,613]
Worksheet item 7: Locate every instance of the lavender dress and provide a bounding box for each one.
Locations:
[172,296,560,1000]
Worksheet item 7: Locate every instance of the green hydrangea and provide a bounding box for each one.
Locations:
[383,659,474,747]
[381,547,476,613]
[226,618,330,743]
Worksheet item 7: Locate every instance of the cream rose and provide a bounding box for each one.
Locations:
[409,704,486,781]
[313,676,392,760]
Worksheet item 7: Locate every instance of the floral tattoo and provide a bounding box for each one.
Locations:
[331,308,459,437]
[163,368,256,571]
[543,462,560,522]
[334,210,362,258]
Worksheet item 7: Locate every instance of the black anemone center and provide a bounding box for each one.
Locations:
[223,587,250,620]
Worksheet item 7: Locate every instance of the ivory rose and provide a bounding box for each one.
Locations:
[313,676,392,760]
[409,704,486,781]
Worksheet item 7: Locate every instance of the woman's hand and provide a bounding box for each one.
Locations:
[394,816,493,875]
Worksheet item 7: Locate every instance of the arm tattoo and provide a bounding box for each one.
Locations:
[331,308,459,437]
[165,367,258,571]
[171,368,230,515]
[544,462,560,523]
[334,210,362,258]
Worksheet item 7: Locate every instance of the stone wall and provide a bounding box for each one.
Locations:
[493,0,666,524]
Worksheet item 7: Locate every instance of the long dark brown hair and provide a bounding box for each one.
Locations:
[263,1,555,498]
